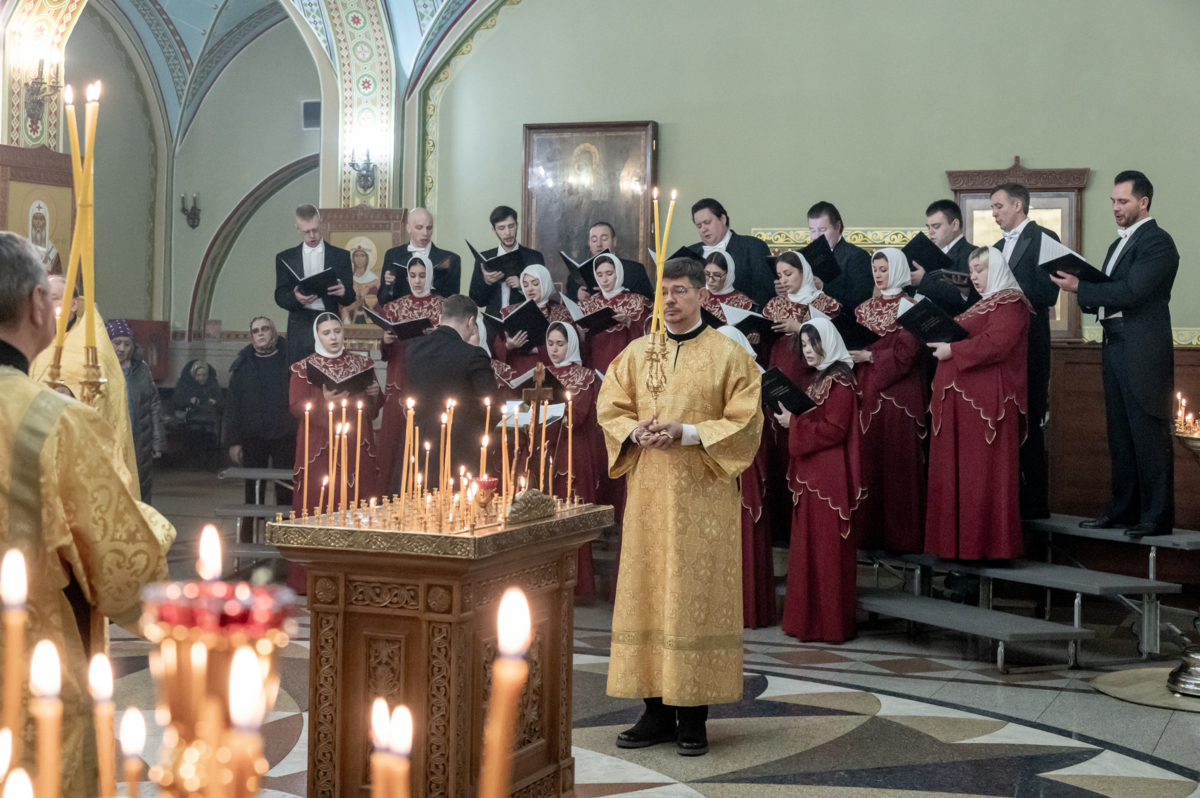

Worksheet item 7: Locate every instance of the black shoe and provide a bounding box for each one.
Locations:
[1080,516,1130,530]
[675,705,709,757]
[616,699,677,749]
[1125,522,1173,540]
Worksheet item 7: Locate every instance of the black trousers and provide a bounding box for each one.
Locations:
[1102,332,1174,528]
[1020,319,1052,517]
[241,436,295,506]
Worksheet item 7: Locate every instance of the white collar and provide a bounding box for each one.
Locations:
[940,234,964,254]
[1119,216,1153,238]
[304,241,323,254]
[665,317,703,336]
[702,229,733,254]
[497,241,517,255]
[1005,218,1031,239]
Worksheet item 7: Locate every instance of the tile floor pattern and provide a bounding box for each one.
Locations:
[122,469,1200,797]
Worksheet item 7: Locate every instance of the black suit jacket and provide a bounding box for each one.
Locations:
[274,243,355,364]
[405,326,498,480]
[377,243,462,304]
[688,230,774,307]
[824,238,875,311]
[468,244,545,315]
[1078,220,1179,418]
[995,221,1060,416]
[566,257,654,301]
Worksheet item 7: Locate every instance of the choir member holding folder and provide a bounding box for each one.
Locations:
[577,254,651,375]
[374,257,443,487]
[492,264,575,375]
[850,248,927,553]
[274,204,355,364]
[924,247,1031,561]
[701,252,756,323]
[763,252,841,383]
[774,318,863,643]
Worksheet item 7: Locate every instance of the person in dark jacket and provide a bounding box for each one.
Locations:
[174,359,223,434]
[223,317,295,506]
[107,318,164,502]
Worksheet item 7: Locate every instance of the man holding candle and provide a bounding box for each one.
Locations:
[0,232,176,797]
[597,257,763,756]
[274,204,355,364]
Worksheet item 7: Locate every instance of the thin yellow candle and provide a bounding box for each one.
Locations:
[327,402,335,503]
[411,424,420,502]
[538,401,549,491]
[478,590,531,798]
[0,728,12,782]
[341,425,350,514]
[401,399,414,500]
[651,187,663,333]
[389,706,413,798]
[318,477,327,519]
[81,82,101,349]
[88,655,116,798]
[446,400,456,494]
[304,402,311,513]
[119,709,145,796]
[2,550,27,759]
[567,391,574,502]
[226,647,268,798]
[30,640,62,798]
[500,407,509,508]
[369,699,392,798]
[55,85,84,351]
[328,424,340,516]
[438,413,447,509]
[423,441,431,499]
[661,189,677,260]
[484,396,492,437]
[4,769,32,798]
[355,400,364,507]
[480,434,489,478]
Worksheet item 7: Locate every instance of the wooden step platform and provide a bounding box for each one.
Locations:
[896,554,1180,596]
[1026,514,1200,550]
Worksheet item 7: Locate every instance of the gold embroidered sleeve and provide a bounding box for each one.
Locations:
[596,344,643,478]
[695,345,764,481]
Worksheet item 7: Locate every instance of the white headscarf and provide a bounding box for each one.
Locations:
[802,316,853,370]
[717,325,765,373]
[520,264,555,308]
[595,254,626,300]
[875,247,911,298]
[548,321,582,367]
[706,251,738,296]
[784,253,822,305]
[407,254,433,298]
[980,246,1023,297]
[312,311,344,358]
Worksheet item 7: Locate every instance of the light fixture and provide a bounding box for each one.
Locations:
[22,40,61,128]
[180,192,200,229]
[349,146,376,193]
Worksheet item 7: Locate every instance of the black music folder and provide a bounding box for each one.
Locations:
[483,300,549,352]
[761,367,817,416]
[560,249,611,291]
[901,232,955,273]
[561,296,619,333]
[305,360,375,395]
[362,306,434,340]
[467,240,525,278]
[896,297,968,343]
[799,236,840,284]
[831,312,882,351]
[281,258,341,295]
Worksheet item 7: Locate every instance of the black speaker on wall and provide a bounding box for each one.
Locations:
[303,101,321,130]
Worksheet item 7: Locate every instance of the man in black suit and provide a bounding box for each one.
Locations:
[567,221,654,301]
[377,207,461,303]
[912,199,979,314]
[1051,172,1179,538]
[468,205,546,315]
[687,198,774,307]
[807,201,873,311]
[273,204,354,364]
[991,183,1060,519]
[403,294,497,486]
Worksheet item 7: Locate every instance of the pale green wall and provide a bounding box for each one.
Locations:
[171,20,320,327]
[431,0,1200,325]
[209,170,317,335]
[64,6,156,320]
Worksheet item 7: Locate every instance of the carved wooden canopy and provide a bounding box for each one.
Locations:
[947,156,1089,193]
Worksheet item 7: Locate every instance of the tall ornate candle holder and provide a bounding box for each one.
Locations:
[78,345,107,408]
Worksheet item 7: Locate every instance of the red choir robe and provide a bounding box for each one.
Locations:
[378,293,443,488]
[702,290,755,324]
[854,296,928,553]
[782,371,864,643]
[924,290,1031,561]
[579,291,650,376]
[547,363,606,599]
[740,440,776,628]
[493,301,575,376]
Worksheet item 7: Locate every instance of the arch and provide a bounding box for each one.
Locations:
[187,153,319,340]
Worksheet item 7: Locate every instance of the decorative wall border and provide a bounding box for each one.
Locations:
[751,227,924,251]
[1081,326,1200,347]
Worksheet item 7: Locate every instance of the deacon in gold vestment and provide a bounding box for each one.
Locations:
[597,258,762,757]
[0,234,175,798]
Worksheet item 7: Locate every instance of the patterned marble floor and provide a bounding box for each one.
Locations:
[122,468,1200,797]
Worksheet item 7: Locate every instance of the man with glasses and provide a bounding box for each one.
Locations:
[598,257,764,757]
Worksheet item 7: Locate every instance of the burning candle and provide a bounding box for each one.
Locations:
[2,549,27,755]
[318,477,328,519]
[88,655,116,798]
[390,705,413,798]
[0,728,11,779]
[30,640,62,798]
[226,646,267,798]
[480,435,489,480]
[447,400,456,495]
[478,589,531,798]
[81,83,101,350]
[370,699,392,798]
[119,709,145,793]
[355,401,364,508]
[56,87,83,354]
[304,402,311,512]
[401,399,414,501]
[484,397,492,437]
[539,401,549,491]
[327,402,335,501]
[500,407,509,509]
[4,769,32,798]
[652,188,663,333]
[197,524,222,581]
[341,424,350,514]
[423,442,431,499]
[566,391,574,501]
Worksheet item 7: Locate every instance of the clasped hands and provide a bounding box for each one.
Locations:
[633,417,682,450]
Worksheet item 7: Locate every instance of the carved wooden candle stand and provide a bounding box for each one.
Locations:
[266,503,610,798]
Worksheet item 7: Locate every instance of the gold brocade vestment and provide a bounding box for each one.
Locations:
[29,305,141,500]
[0,367,175,798]
[597,327,763,705]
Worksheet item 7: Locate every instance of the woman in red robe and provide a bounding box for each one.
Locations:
[378,256,444,490]
[545,322,605,598]
[493,264,575,376]
[925,246,1030,561]
[849,248,927,552]
[777,318,864,643]
[763,251,841,384]
[701,252,756,322]
[289,313,384,590]
[718,325,776,628]
[578,254,650,376]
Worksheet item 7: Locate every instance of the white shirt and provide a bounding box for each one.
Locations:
[1000,219,1031,262]
[409,241,431,259]
[1098,216,1154,321]
[302,242,326,311]
[630,318,703,447]
[941,234,964,255]
[496,241,516,308]
[701,229,733,257]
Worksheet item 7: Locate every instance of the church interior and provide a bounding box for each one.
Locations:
[3,1,1200,797]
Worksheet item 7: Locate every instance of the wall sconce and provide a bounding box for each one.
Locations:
[180,193,200,229]
[349,148,375,193]
[23,45,61,128]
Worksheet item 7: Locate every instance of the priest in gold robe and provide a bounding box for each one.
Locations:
[29,274,141,499]
[0,234,176,798]
[597,257,763,757]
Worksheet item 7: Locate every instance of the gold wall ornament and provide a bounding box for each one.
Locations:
[751,227,925,253]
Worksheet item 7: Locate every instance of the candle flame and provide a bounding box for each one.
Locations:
[119,709,146,757]
[520,476,526,490]
[229,646,265,729]
[3,768,31,798]
[441,413,447,424]
[566,391,572,401]
[322,476,329,486]
[671,189,677,200]
[482,435,489,447]
[86,81,101,102]
[0,728,11,777]
[55,306,60,319]
[342,399,348,408]
[328,402,334,411]
[389,706,413,758]
[652,186,658,200]
[497,588,532,657]
[197,524,222,581]
[1,549,27,609]
[358,400,363,409]
[485,397,491,407]
[88,654,113,702]
[407,397,414,409]
[305,402,312,411]
[29,640,60,697]
[425,441,431,451]
[370,698,390,748]
[63,85,73,105]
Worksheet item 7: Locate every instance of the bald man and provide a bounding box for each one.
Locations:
[378,208,463,302]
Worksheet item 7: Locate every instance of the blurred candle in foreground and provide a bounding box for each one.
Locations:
[30,641,62,798]
[1,549,27,755]
[88,655,116,798]
[227,647,267,798]
[119,708,145,791]
[370,699,392,798]
[0,727,12,780]
[3,768,31,798]
[389,706,413,798]
[478,589,531,798]
[197,524,222,581]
